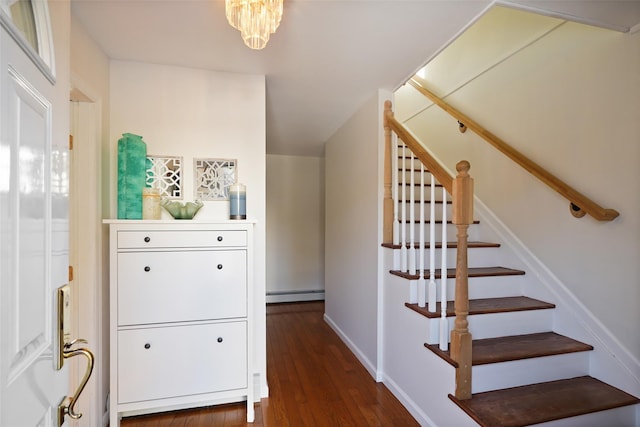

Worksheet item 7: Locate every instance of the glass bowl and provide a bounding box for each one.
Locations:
[160,199,204,220]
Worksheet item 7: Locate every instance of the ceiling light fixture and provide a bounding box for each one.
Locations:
[225,0,283,50]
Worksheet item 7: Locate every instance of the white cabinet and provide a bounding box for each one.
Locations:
[106,221,254,426]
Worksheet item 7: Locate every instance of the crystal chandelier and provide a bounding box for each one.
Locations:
[225,0,283,50]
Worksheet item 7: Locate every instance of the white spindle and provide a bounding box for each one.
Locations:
[408,153,416,275]
[428,174,437,312]
[392,134,399,270]
[400,144,407,272]
[439,187,449,351]
[408,152,417,303]
[417,163,426,307]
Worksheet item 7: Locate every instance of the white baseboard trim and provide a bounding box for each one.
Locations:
[266,290,325,304]
[323,313,380,381]
[381,373,435,427]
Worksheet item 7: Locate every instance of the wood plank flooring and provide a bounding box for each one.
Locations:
[120,301,418,427]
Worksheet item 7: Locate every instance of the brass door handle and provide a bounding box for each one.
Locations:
[57,343,95,425]
[55,284,95,425]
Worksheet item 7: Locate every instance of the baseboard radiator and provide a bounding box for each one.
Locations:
[266,289,325,303]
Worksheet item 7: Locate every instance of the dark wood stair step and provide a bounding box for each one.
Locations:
[401,199,452,204]
[405,296,554,319]
[382,241,500,250]
[401,219,480,224]
[425,332,593,367]
[398,181,442,187]
[449,376,640,427]
[391,266,524,281]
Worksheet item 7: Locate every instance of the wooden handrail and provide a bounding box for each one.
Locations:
[384,100,453,194]
[408,77,619,222]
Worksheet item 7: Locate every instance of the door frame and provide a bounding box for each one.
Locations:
[69,78,106,427]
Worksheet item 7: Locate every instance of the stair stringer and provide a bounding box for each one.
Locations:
[472,195,640,399]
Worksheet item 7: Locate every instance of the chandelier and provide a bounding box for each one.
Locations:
[225,0,283,50]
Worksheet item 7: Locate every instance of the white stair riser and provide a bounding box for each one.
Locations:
[398,187,447,203]
[469,310,554,340]
[393,247,505,270]
[407,275,524,301]
[398,202,452,220]
[472,353,590,393]
[425,309,553,344]
[396,223,484,245]
[534,406,638,427]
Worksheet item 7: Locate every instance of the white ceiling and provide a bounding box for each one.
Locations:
[70,0,640,156]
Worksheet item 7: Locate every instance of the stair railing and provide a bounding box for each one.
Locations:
[408,77,619,222]
[384,100,473,399]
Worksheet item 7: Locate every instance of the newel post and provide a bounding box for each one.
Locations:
[383,100,393,244]
[451,160,473,400]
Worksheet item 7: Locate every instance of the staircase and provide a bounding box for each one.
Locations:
[383,150,640,425]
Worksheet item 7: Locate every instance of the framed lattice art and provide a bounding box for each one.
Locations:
[194,158,237,201]
[146,155,182,199]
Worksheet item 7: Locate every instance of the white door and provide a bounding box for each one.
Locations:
[1,2,76,426]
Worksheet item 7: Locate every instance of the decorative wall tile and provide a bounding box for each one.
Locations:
[146,155,182,199]
[194,158,236,200]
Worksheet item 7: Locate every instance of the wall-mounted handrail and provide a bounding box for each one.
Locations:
[408,77,619,222]
[384,101,453,193]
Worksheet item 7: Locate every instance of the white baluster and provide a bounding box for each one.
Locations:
[428,173,437,312]
[400,144,407,272]
[408,151,417,303]
[408,153,416,275]
[417,163,426,307]
[392,134,399,270]
[439,187,449,351]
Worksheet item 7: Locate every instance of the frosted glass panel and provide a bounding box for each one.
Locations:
[8,0,38,53]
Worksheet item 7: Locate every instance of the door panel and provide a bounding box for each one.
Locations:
[1,3,69,426]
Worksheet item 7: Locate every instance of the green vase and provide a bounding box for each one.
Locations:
[117,133,147,219]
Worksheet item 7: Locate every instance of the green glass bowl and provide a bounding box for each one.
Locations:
[160,199,204,220]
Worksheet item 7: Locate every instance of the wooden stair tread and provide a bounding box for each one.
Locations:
[391,266,524,281]
[425,332,593,367]
[405,296,554,319]
[382,241,500,250]
[401,219,480,224]
[402,199,452,204]
[399,183,444,187]
[449,376,640,427]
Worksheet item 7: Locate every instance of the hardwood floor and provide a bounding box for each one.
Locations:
[120,301,419,427]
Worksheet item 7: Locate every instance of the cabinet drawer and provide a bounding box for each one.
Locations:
[118,250,247,325]
[118,321,247,404]
[118,230,247,249]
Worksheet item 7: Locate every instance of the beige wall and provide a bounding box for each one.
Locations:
[399,7,640,360]
[266,154,324,301]
[324,90,391,378]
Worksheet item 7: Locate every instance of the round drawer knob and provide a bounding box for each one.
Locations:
[217,264,223,270]
[144,266,151,272]
[217,337,223,343]
[144,343,151,349]
[144,236,151,243]
[217,236,223,242]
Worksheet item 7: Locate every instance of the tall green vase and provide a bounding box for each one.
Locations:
[117,133,147,219]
